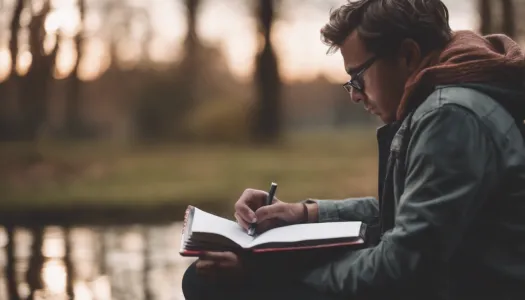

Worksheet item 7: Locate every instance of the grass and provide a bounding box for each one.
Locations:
[0,128,379,215]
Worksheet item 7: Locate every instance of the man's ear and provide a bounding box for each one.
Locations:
[397,39,421,73]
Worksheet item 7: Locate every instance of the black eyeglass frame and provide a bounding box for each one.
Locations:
[342,56,378,94]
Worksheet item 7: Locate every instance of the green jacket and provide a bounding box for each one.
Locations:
[303,85,525,299]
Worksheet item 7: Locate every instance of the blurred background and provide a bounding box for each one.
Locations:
[0,0,523,299]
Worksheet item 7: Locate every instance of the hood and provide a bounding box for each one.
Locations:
[397,30,525,121]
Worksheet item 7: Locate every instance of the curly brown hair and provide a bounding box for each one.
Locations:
[321,0,453,57]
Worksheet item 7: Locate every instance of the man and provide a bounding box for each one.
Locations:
[182,0,525,299]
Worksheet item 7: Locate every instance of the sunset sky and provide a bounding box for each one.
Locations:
[0,0,478,83]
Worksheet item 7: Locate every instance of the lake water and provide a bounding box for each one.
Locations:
[0,223,196,300]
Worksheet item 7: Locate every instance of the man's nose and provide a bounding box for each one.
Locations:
[350,87,364,104]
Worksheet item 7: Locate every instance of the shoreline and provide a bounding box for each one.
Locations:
[0,199,232,227]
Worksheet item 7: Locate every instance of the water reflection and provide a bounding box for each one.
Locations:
[0,223,196,300]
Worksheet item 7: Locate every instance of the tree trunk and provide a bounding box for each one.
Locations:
[64,0,86,138]
[501,0,516,38]
[252,0,282,143]
[184,0,200,50]
[0,0,24,141]
[18,0,58,140]
[176,0,201,139]
[479,0,493,35]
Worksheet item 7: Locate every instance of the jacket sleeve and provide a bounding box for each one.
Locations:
[300,105,500,297]
[305,197,379,224]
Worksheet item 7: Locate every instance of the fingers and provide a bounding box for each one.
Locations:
[202,251,239,268]
[196,251,241,278]
[195,259,216,277]
[234,189,266,226]
[235,204,256,229]
[196,252,222,276]
[196,259,215,269]
[234,212,250,230]
[200,251,235,261]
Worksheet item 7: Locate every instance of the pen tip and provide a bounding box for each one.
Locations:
[247,227,255,236]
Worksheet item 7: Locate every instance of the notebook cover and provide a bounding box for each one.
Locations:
[180,238,364,256]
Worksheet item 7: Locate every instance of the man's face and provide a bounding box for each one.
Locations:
[340,31,409,124]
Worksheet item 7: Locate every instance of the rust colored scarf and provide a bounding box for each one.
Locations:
[397,30,525,120]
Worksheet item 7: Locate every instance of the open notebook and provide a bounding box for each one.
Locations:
[179,205,367,256]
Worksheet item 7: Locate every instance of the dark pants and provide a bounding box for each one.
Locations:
[182,260,345,300]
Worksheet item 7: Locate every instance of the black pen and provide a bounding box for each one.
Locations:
[248,182,278,236]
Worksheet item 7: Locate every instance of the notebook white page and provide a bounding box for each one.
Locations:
[191,207,253,247]
[248,221,362,248]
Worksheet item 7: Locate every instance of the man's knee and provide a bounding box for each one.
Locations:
[182,260,236,300]
[182,261,202,300]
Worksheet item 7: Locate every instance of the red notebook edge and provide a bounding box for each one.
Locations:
[179,205,195,256]
[180,249,205,257]
[251,238,365,253]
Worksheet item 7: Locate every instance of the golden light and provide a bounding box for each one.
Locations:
[44,11,62,34]
[54,39,77,79]
[16,50,32,76]
[31,0,45,15]
[78,54,106,81]
[84,11,102,33]
[78,38,110,81]
[90,276,112,300]
[0,48,12,82]
[51,0,77,8]
[19,7,32,28]
[74,281,94,300]
[43,228,66,258]
[46,0,81,37]
[43,33,58,55]
[148,38,179,63]
[116,39,140,70]
[59,9,81,38]
[42,259,67,294]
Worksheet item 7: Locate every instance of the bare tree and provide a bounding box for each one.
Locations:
[501,0,516,38]
[184,0,201,56]
[64,0,86,138]
[0,0,24,141]
[479,0,493,35]
[252,0,282,143]
[9,0,23,79]
[176,0,202,136]
[181,0,201,82]
[18,0,59,140]
[479,0,516,38]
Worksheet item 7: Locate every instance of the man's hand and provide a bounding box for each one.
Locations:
[195,251,244,280]
[234,188,306,234]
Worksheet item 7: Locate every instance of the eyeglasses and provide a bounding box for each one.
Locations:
[343,56,378,94]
